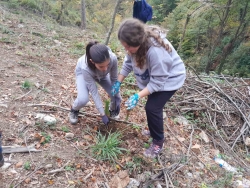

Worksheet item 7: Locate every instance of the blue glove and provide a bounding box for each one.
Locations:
[125,93,139,110]
[111,81,121,96]
[101,115,110,125]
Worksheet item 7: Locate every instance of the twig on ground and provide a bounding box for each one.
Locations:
[70,142,97,162]
[187,124,194,159]
[157,155,169,188]
[13,164,44,188]
[83,167,95,181]
[15,89,32,100]
[0,103,8,108]
[47,161,70,175]
[24,134,35,165]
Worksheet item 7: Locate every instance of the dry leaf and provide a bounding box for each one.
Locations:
[35,170,44,175]
[40,137,45,144]
[116,165,121,170]
[68,180,75,184]
[61,85,68,90]
[56,158,62,167]
[93,126,98,131]
[177,136,185,142]
[191,144,201,155]
[25,178,31,184]
[15,161,23,168]
[34,133,42,140]
[83,135,92,141]
[48,180,54,185]
[35,143,41,149]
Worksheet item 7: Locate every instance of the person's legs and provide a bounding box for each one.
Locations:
[70,73,89,124]
[144,90,176,158]
[98,76,121,118]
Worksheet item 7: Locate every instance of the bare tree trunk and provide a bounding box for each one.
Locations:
[42,0,46,19]
[178,4,205,52]
[205,0,232,73]
[217,0,249,74]
[81,0,86,30]
[177,14,190,52]
[105,0,122,45]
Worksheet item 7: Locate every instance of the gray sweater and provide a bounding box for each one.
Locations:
[120,33,186,94]
[75,49,118,115]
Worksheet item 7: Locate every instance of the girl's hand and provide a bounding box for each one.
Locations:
[111,81,121,96]
[125,93,139,110]
[101,115,110,125]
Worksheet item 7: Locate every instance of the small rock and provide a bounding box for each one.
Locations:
[163,112,167,119]
[126,178,140,188]
[0,163,11,171]
[244,137,250,146]
[85,101,93,106]
[199,131,210,143]
[9,169,18,175]
[187,172,193,178]
[174,116,189,126]
[197,162,205,169]
[109,170,130,188]
[210,149,220,156]
[31,181,39,185]
[18,24,24,28]
[45,164,53,169]
[35,113,56,125]
[65,133,74,140]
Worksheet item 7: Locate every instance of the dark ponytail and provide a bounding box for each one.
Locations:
[85,41,110,70]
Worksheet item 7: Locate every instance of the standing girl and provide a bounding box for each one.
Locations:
[111,18,186,158]
[70,41,121,125]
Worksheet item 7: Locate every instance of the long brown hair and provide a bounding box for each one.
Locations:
[118,18,171,69]
[85,41,110,70]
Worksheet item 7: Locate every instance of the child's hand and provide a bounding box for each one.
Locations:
[101,115,110,125]
[111,81,121,96]
[125,93,139,110]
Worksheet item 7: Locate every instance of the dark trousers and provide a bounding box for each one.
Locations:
[145,90,176,141]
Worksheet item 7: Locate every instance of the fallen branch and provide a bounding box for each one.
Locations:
[2,144,41,154]
[27,103,69,111]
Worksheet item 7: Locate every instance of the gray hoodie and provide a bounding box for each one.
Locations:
[75,49,118,115]
[120,31,186,94]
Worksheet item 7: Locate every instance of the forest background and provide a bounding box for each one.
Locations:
[1,0,249,78]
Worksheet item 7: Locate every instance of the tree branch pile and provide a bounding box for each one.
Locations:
[169,72,250,166]
[145,72,250,187]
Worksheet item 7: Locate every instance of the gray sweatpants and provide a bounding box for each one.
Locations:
[72,73,121,112]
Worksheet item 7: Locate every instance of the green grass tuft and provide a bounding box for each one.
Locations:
[91,131,127,162]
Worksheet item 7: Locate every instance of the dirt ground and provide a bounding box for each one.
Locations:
[1,5,250,188]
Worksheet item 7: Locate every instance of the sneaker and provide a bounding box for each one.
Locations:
[69,109,79,125]
[109,110,120,120]
[141,129,151,137]
[144,139,164,158]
